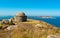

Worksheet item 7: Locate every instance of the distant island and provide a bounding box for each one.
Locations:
[39,16,53,19]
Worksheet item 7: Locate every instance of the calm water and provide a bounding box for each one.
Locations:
[28,16,60,28]
[0,16,60,28]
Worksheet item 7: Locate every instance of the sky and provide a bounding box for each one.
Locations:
[0,0,60,16]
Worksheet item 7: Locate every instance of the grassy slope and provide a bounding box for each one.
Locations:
[10,20,60,38]
[0,30,11,38]
[0,20,60,38]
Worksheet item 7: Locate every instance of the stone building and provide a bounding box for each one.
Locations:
[14,12,27,22]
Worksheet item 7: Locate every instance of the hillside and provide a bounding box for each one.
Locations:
[0,20,60,38]
[10,20,60,38]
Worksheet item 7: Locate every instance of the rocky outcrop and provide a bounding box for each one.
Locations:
[47,35,60,38]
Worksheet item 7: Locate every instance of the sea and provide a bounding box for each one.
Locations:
[0,16,60,28]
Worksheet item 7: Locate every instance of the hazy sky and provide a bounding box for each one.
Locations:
[0,0,60,16]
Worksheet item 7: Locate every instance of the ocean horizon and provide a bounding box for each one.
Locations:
[0,16,60,28]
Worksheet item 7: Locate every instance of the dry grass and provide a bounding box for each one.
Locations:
[0,30,11,38]
[0,20,60,38]
[10,21,60,38]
